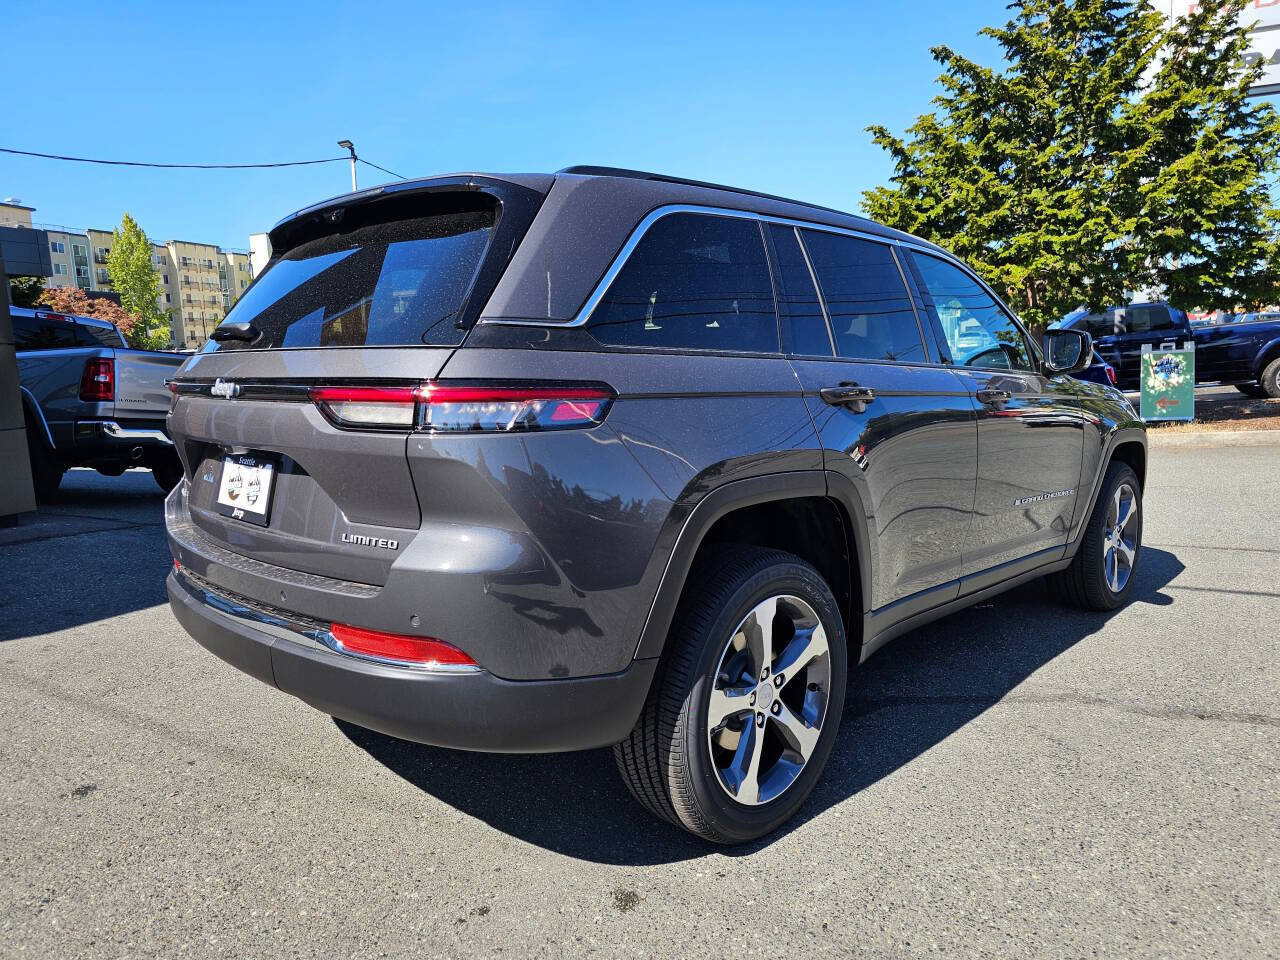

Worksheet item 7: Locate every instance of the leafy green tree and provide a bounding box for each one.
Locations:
[106,213,171,350]
[863,0,1280,333]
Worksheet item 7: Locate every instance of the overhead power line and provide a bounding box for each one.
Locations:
[358,158,407,180]
[0,146,351,170]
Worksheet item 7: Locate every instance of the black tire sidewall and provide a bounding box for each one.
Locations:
[1263,359,1280,399]
[676,559,848,844]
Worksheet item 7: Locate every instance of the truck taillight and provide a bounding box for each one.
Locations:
[1105,365,1118,387]
[309,382,615,432]
[79,357,115,402]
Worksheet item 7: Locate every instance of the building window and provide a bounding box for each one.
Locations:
[73,243,87,257]
[165,294,171,304]
[50,240,66,254]
[97,269,110,283]
[163,274,169,284]
[53,263,68,275]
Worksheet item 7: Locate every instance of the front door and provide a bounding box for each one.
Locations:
[904,250,1086,583]
[766,224,977,616]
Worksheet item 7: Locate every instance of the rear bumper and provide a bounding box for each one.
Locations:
[71,419,174,464]
[167,569,658,753]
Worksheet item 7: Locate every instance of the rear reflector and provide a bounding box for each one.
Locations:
[1105,365,1118,387]
[79,357,115,402]
[329,622,477,668]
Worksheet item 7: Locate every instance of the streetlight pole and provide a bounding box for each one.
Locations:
[337,139,357,191]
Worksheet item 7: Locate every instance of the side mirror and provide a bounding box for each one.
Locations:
[1042,329,1093,375]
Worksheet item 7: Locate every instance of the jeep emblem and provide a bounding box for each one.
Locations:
[211,379,241,399]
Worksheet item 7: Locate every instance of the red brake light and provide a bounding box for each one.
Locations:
[329,623,477,668]
[1105,365,1117,387]
[79,357,115,402]
[308,382,615,432]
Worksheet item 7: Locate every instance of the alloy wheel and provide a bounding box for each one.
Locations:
[705,595,832,806]
[1102,482,1138,593]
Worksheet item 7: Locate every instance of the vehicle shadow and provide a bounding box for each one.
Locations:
[335,547,1184,865]
[0,470,170,642]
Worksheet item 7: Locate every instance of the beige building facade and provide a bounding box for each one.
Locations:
[3,200,255,348]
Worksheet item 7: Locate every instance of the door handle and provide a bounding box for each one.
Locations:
[977,388,1012,406]
[820,384,876,408]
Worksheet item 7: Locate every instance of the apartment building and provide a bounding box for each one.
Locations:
[2,201,256,347]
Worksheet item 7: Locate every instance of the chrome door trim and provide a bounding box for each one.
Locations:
[481,203,944,328]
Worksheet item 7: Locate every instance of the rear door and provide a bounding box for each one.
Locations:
[768,223,977,618]
[168,183,542,587]
[905,250,1085,584]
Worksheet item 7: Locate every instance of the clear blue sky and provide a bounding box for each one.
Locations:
[2,1,1007,250]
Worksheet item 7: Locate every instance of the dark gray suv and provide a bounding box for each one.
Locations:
[165,167,1146,843]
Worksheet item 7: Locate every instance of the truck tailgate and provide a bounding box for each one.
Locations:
[114,350,185,419]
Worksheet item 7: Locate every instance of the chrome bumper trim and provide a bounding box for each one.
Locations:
[102,421,173,445]
[175,567,481,674]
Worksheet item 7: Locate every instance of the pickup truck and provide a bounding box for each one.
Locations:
[1055,302,1280,398]
[14,306,185,499]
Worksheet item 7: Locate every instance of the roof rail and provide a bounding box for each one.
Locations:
[556,165,859,221]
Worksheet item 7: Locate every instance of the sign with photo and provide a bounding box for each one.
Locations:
[1140,343,1196,421]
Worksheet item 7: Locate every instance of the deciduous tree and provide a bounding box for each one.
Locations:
[106,213,171,350]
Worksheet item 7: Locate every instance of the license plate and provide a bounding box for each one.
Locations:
[215,453,276,526]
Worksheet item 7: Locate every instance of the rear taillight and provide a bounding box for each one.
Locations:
[417,383,613,433]
[309,385,418,429]
[79,357,115,402]
[1105,365,1118,387]
[308,382,614,432]
[329,623,477,669]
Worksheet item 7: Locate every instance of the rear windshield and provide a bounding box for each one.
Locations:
[205,198,497,350]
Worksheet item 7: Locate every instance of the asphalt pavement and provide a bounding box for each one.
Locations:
[0,444,1276,959]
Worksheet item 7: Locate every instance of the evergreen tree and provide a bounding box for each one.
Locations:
[864,0,1280,332]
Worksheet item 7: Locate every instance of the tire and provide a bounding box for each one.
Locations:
[1234,382,1268,398]
[151,455,185,493]
[25,428,64,502]
[1260,357,1280,399]
[1052,462,1142,611]
[614,546,848,844]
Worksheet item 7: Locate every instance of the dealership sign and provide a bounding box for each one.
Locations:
[1161,1,1280,96]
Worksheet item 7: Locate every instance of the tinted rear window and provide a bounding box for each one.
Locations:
[205,199,496,350]
[76,322,125,348]
[13,315,78,350]
[587,213,779,353]
[801,231,925,363]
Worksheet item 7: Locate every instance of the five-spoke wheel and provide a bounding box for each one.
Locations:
[615,546,847,844]
[706,595,831,806]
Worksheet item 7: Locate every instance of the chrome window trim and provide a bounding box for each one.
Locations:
[481,204,921,328]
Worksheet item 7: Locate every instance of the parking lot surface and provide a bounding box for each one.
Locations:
[1,441,1277,959]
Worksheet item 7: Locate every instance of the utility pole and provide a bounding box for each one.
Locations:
[337,139,357,191]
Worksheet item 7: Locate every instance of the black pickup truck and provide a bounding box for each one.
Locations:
[1055,302,1280,397]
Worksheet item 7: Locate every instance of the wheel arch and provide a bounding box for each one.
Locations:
[1252,337,1280,381]
[633,472,870,664]
[18,386,55,451]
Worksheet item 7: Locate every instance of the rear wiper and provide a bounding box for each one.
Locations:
[210,321,260,343]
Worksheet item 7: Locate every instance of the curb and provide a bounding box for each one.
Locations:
[1147,428,1280,448]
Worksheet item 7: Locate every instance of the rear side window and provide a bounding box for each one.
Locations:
[800,231,925,364]
[1124,305,1176,334]
[76,322,126,348]
[768,224,832,357]
[587,213,779,353]
[207,198,496,350]
[13,315,78,350]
